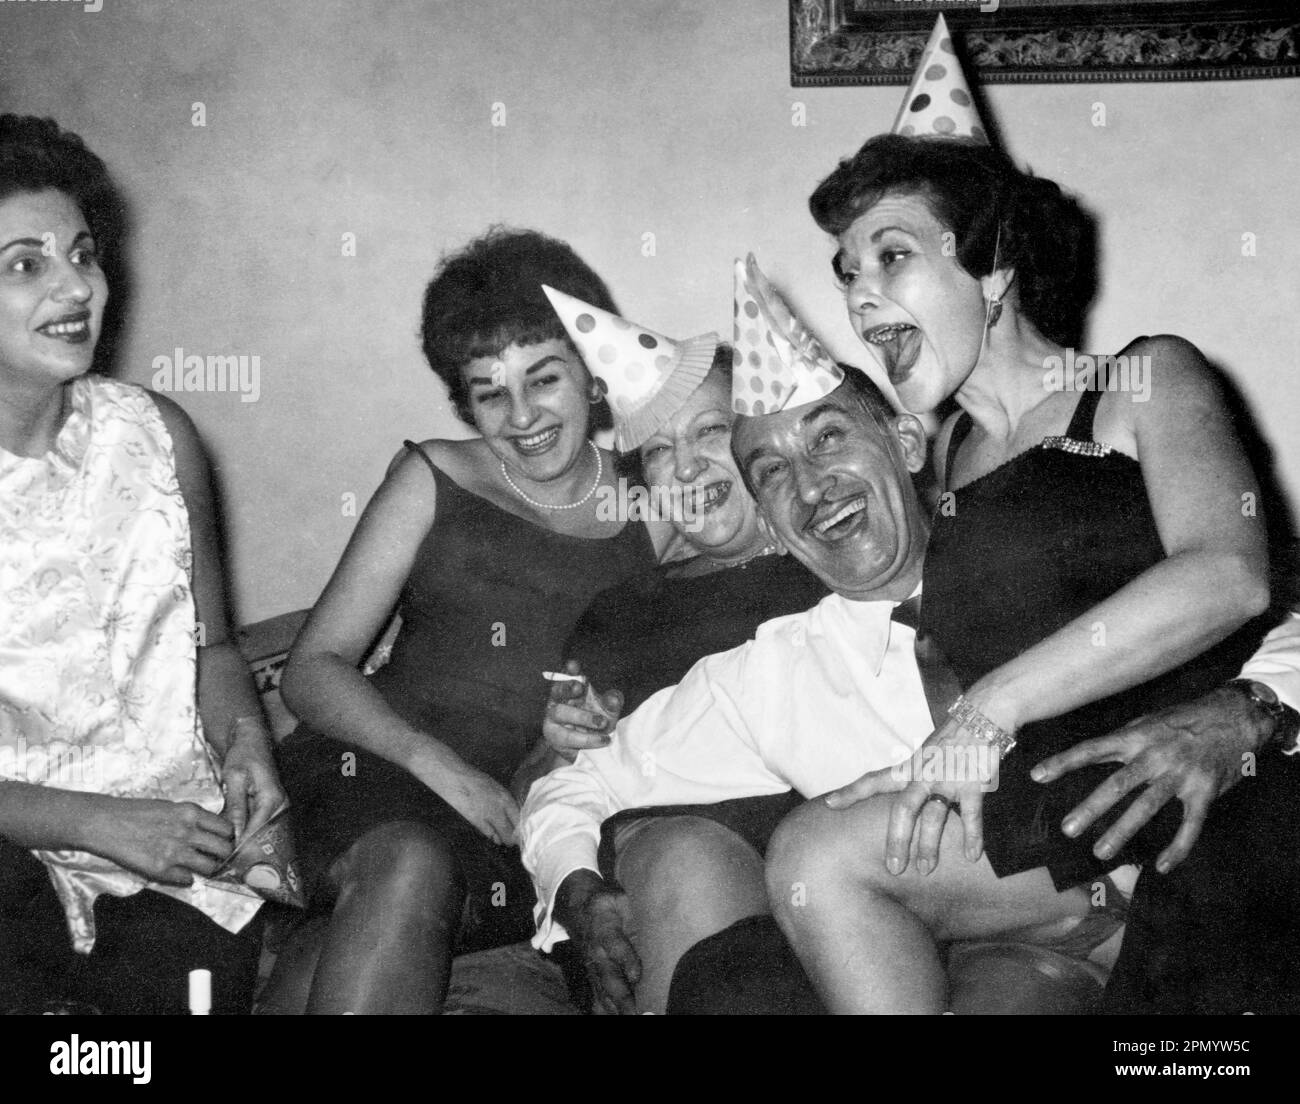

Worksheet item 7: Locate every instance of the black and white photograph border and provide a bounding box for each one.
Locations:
[0,0,1297,1064]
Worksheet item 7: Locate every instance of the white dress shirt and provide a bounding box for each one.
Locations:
[521,592,933,951]
[522,602,1300,951]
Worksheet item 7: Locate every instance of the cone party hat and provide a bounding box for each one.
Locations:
[891,14,988,143]
[731,254,843,418]
[543,285,719,452]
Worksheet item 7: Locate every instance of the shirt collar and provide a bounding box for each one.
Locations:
[829,592,903,678]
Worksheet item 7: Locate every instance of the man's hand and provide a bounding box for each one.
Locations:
[1030,686,1271,874]
[555,869,641,1015]
[220,716,287,841]
[543,660,623,762]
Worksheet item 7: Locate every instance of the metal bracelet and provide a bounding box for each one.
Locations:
[947,695,1017,757]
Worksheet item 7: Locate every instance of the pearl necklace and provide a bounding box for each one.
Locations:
[500,440,603,511]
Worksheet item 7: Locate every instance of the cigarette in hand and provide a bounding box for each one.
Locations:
[542,671,587,684]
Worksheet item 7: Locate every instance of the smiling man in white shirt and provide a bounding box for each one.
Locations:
[519,362,1300,1014]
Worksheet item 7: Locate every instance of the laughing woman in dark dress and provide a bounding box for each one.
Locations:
[263,229,657,1014]
[766,133,1287,1014]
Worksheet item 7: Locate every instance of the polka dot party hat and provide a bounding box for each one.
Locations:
[731,254,843,418]
[542,285,719,452]
[891,14,988,143]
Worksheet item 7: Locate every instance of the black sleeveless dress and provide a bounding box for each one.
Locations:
[278,444,655,952]
[921,373,1276,891]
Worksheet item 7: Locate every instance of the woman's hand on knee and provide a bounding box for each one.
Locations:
[410,746,519,846]
[86,796,235,886]
[825,718,998,874]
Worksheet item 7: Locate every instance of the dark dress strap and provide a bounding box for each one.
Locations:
[1063,337,1150,443]
[1063,374,1107,443]
[402,439,440,482]
[944,411,975,485]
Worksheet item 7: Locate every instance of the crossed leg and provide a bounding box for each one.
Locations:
[766,796,1093,1014]
[613,816,769,1014]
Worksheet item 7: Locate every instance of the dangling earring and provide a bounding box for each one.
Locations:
[588,380,604,405]
[982,222,1004,330]
[985,295,1003,329]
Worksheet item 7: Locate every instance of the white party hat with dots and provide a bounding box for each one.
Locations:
[543,285,719,452]
[731,254,843,418]
[891,14,988,143]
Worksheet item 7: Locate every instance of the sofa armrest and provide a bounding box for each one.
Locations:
[234,611,400,742]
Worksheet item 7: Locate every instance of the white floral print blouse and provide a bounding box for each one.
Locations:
[0,375,261,952]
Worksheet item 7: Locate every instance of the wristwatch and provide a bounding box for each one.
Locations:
[1226,679,1300,755]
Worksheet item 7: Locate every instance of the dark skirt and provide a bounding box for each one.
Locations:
[276,728,536,955]
[0,839,263,1015]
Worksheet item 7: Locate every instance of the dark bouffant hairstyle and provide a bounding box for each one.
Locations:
[809,135,1096,349]
[420,226,618,424]
[0,115,125,260]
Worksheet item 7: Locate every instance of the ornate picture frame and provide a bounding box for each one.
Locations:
[790,0,1300,85]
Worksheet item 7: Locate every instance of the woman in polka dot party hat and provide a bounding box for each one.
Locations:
[534,280,832,1013]
[791,15,1283,1013]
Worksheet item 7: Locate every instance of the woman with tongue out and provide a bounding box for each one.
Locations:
[787,28,1285,1014]
[266,228,660,1014]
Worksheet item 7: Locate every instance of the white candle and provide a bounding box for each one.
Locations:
[189,968,212,1015]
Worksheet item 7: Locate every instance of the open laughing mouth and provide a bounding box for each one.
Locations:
[809,494,867,541]
[686,480,732,515]
[511,426,561,456]
[861,322,921,386]
[37,312,92,345]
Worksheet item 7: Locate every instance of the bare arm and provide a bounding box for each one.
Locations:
[838,339,1270,875]
[155,394,284,838]
[969,337,1268,732]
[279,442,517,843]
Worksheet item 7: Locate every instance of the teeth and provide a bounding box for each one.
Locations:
[42,319,88,336]
[516,428,559,448]
[703,481,730,505]
[815,496,866,535]
[864,323,913,345]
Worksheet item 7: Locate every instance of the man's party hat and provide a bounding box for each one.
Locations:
[891,14,988,143]
[731,254,843,418]
[543,285,719,451]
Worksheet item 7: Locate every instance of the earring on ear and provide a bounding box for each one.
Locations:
[985,295,1003,329]
[983,222,1004,330]
[588,378,606,405]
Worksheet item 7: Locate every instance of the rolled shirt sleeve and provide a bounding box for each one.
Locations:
[520,641,790,951]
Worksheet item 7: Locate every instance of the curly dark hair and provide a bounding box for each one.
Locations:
[0,115,125,261]
[420,226,618,424]
[809,135,1096,348]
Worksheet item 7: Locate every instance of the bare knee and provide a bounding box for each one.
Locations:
[767,798,896,920]
[329,820,464,919]
[615,817,768,933]
[767,800,844,911]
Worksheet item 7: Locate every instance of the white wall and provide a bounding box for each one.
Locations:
[4,0,1297,621]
